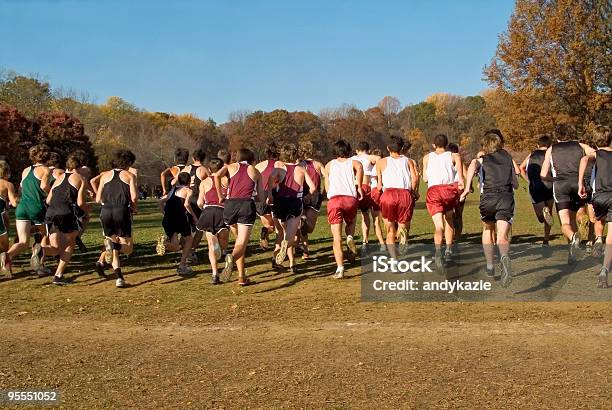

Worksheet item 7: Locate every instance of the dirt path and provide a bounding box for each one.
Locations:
[1,319,610,408]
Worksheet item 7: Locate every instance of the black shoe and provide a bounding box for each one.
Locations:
[53,275,69,286]
[211,275,221,285]
[76,236,87,252]
[485,267,495,278]
[95,262,108,279]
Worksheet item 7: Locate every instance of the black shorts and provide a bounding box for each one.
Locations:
[197,206,228,234]
[256,201,272,217]
[162,211,192,238]
[553,179,585,212]
[529,182,553,204]
[45,213,80,234]
[273,197,303,222]
[100,206,132,238]
[480,191,514,223]
[302,191,323,212]
[224,198,256,226]
[592,192,612,222]
[583,178,593,204]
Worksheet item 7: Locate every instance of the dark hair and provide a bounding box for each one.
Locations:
[386,136,404,154]
[177,171,191,186]
[280,144,299,163]
[208,158,224,173]
[332,140,352,158]
[447,143,459,154]
[371,148,383,157]
[265,143,280,160]
[217,149,231,165]
[192,148,206,162]
[298,140,314,159]
[29,144,51,164]
[553,123,576,142]
[236,148,255,164]
[433,134,448,148]
[591,125,611,148]
[536,134,553,148]
[47,151,63,168]
[174,148,189,164]
[481,133,503,154]
[72,149,88,166]
[112,149,136,170]
[356,141,370,152]
[66,154,82,171]
[485,129,505,144]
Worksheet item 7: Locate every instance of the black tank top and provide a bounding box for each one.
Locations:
[165,186,188,216]
[47,172,78,217]
[480,149,514,193]
[593,150,612,193]
[102,170,131,207]
[551,141,583,180]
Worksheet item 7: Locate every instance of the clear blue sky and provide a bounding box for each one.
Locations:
[0,0,514,123]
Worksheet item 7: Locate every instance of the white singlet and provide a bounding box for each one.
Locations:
[351,153,375,185]
[327,159,357,199]
[382,156,412,190]
[426,151,455,187]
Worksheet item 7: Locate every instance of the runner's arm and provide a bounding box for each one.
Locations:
[39,168,51,194]
[90,173,102,195]
[7,182,18,208]
[353,160,364,200]
[519,154,530,183]
[76,175,87,208]
[304,168,317,195]
[422,155,429,183]
[183,189,197,221]
[460,159,480,202]
[540,147,553,181]
[214,165,229,203]
[578,153,596,198]
[408,159,418,192]
[453,153,464,191]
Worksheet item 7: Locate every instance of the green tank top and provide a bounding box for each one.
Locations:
[21,165,47,206]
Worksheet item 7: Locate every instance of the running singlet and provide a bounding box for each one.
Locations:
[101,170,131,207]
[526,149,552,188]
[327,159,357,199]
[227,162,255,199]
[15,165,47,221]
[593,150,612,193]
[46,172,78,217]
[352,154,375,184]
[164,186,188,215]
[551,141,583,180]
[304,160,321,192]
[276,164,303,199]
[479,150,514,193]
[382,156,412,190]
[260,160,276,190]
[204,177,227,207]
[426,151,454,187]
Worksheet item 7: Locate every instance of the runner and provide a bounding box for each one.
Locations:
[376,136,418,258]
[460,131,518,287]
[7,144,51,276]
[579,125,611,287]
[423,134,464,268]
[369,148,386,250]
[196,158,229,285]
[519,134,555,246]
[214,148,264,285]
[93,149,138,288]
[351,141,381,252]
[42,154,87,285]
[540,123,595,263]
[255,144,279,250]
[47,152,64,184]
[73,149,94,253]
[323,139,363,279]
[160,147,189,196]
[448,143,468,242]
[298,140,324,260]
[183,148,208,263]
[0,161,18,276]
[156,172,197,276]
[269,144,317,273]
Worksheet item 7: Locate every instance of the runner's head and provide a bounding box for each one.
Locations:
[481,132,503,154]
[371,148,383,157]
[192,148,206,163]
[447,143,459,154]
[433,134,448,150]
[280,144,299,163]
[47,151,63,169]
[176,171,191,186]
[356,141,370,154]
[112,149,136,170]
[298,140,314,160]
[591,125,611,148]
[217,149,231,165]
[72,149,89,167]
[236,148,256,165]
[386,136,404,155]
[536,134,553,149]
[66,153,83,172]
[174,148,189,165]
[208,158,224,173]
[485,129,505,145]
[0,160,10,180]
[265,143,280,161]
[29,144,51,165]
[332,140,352,159]
[553,123,576,142]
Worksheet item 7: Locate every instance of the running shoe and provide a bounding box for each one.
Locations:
[591,236,604,258]
[116,278,126,288]
[568,232,581,263]
[211,275,221,285]
[259,227,269,250]
[220,253,234,282]
[444,249,453,265]
[346,235,357,263]
[333,268,344,279]
[542,206,554,226]
[95,262,108,279]
[500,255,513,288]
[485,266,495,278]
[177,265,194,276]
[434,249,444,270]
[30,242,42,270]
[0,253,11,277]
[52,275,69,286]
[104,237,114,264]
[276,239,288,265]
[597,267,608,288]
[36,266,52,278]
[155,234,166,256]
[398,226,408,246]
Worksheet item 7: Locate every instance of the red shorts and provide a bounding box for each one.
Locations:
[370,187,381,212]
[327,195,359,225]
[426,183,459,216]
[358,184,372,211]
[380,188,414,223]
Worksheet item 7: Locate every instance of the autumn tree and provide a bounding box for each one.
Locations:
[378,96,401,127]
[0,104,35,182]
[0,73,52,118]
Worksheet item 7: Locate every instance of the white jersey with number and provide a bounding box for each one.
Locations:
[382,156,412,190]
[327,159,357,199]
[426,151,455,187]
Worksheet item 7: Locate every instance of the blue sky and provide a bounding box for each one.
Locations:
[0,0,514,122]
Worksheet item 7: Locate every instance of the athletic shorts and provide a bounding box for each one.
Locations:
[553,179,585,212]
[197,206,228,234]
[15,201,46,225]
[162,210,192,238]
[100,205,132,238]
[370,187,382,212]
[302,191,323,212]
[583,177,593,204]
[256,201,272,217]
[224,198,256,226]
[480,191,514,223]
[529,181,554,204]
[45,213,80,234]
[592,192,612,222]
[426,183,459,216]
[380,188,414,224]
[358,184,373,211]
[273,197,303,222]
[327,195,358,225]
[0,212,6,236]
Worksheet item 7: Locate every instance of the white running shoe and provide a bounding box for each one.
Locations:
[156,234,167,256]
[116,278,126,288]
[568,232,581,263]
[30,243,42,270]
[542,206,554,226]
[346,235,357,263]
[333,268,345,279]
[398,226,408,246]
[276,240,288,265]
[220,253,234,282]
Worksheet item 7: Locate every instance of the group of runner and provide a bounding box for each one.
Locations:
[0,125,610,289]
